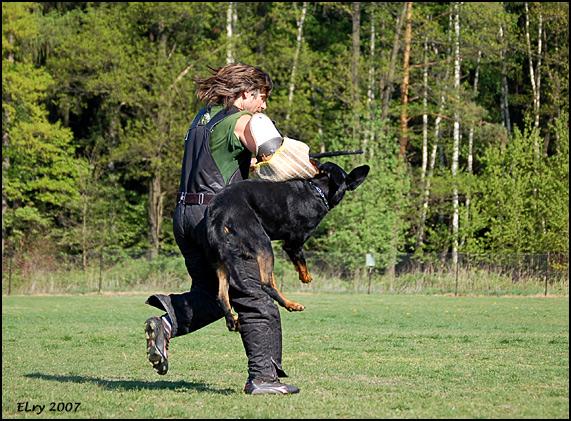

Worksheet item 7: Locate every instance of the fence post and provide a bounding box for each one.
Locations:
[98,249,103,294]
[543,252,548,296]
[8,253,13,296]
[367,267,372,294]
[454,257,459,296]
[365,253,376,294]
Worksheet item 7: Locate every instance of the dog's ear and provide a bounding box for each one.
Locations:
[346,165,370,191]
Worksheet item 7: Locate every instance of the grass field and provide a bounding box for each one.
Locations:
[2,293,569,419]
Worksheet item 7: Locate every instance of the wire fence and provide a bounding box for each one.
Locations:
[297,251,569,296]
[1,248,569,296]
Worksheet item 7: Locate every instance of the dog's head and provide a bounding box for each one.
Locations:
[316,162,370,208]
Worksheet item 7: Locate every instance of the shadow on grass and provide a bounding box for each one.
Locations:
[25,372,235,395]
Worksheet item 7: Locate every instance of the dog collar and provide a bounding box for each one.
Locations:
[308,181,329,210]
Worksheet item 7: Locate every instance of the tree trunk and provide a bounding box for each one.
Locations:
[226,2,235,64]
[2,35,14,259]
[398,2,413,160]
[535,10,543,131]
[525,2,542,151]
[499,23,512,136]
[351,2,361,106]
[148,173,163,259]
[418,12,454,248]
[524,3,536,115]
[81,194,88,270]
[451,2,461,268]
[366,15,376,110]
[147,23,169,259]
[2,126,8,260]
[365,8,376,154]
[417,142,438,248]
[351,2,361,142]
[285,2,308,121]
[380,3,407,122]
[2,132,9,260]
[467,51,481,180]
[420,32,429,183]
[464,50,481,246]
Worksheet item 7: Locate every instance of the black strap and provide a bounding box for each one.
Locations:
[205,106,240,132]
[177,106,242,206]
[178,192,216,205]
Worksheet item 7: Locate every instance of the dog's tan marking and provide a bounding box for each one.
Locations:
[256,252,304,312]
[223,226,230,234]
[294,261,313,284]
[216,264,239,331]
[271,273,304,311]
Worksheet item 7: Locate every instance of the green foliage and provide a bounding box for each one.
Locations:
[3,4,86,249]
[2,2,569,266]
[469,114,569,253]
[308,117,410,273]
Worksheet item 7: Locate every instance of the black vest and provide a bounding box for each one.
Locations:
[178,106,251,196]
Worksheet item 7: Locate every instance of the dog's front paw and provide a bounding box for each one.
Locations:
[299,272,313,284]
[286,302,305,312]
[226,314,240,332]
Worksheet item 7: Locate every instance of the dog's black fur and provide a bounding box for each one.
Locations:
[205,162,370,331]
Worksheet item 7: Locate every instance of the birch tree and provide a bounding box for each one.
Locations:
[417,11,454,248]
[285,2,307,121]
[420,31,429,184]
[226,2,235,64]
[365,4,376,154]
[525,2,543,135]
[350,2,361,142]
[451,2,461,267]
[499,21,512,136]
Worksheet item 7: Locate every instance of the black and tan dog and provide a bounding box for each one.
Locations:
[206,162,370,331]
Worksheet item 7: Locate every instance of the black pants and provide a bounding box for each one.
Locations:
[146,203,286,381]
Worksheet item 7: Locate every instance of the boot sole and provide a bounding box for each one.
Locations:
[244,384,300,395]
[145,319,168,375]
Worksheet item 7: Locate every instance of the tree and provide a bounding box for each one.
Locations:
[471,116,568,253]
[285,2,308,122]
[2,2,568,268]
[226,2,237,64]
[380,3,407,123]
[309,127,410,276]
[451,2,461,267]
[398,2,413,160]
[2,2,86,258]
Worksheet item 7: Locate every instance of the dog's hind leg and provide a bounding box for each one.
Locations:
[257,244,305,312]
[216,264,240,331]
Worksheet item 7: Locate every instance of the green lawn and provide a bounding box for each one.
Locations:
[2,293,569,419]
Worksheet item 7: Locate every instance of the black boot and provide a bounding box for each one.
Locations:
[244,378,300,395]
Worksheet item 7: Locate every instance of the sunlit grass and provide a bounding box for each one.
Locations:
[2,293,568,418]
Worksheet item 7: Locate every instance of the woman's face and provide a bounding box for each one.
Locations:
[241,90,268,113]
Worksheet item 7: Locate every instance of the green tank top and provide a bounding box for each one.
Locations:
[209,105,252,184]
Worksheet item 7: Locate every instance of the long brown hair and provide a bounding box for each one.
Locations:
[194,63,273,108]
